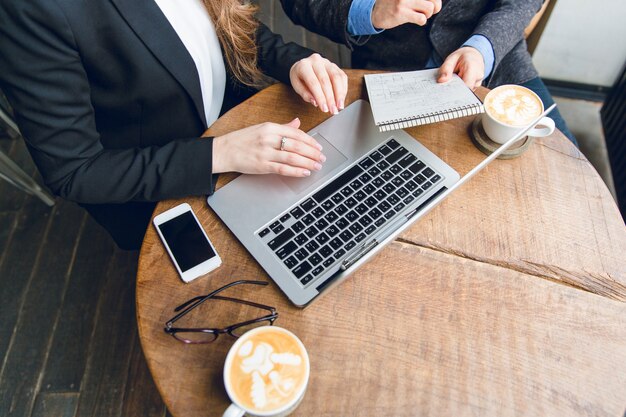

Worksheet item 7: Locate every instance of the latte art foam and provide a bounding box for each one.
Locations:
[484,85,543,126]
[226,327,308,413]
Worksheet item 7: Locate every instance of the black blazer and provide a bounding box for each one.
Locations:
[281,0,542,87]
[0,0,313,249]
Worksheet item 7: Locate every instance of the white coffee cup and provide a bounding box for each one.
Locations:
[482,84,555,144]
[223,326,310,417]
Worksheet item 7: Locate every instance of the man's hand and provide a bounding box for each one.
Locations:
[371,0,442,30]
[437,47,485,90]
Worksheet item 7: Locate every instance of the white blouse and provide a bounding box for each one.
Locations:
[154,0,227,126]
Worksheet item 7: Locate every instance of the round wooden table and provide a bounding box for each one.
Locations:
[137,70,626,416]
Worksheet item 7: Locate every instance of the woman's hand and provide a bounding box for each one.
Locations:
[212,118,326,177]
[289,53,348,115]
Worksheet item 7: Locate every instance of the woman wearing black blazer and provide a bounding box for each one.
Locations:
[0,0,348,249]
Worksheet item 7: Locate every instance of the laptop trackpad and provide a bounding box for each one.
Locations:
[280,133,348,195]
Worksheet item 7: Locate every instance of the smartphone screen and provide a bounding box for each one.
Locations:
[157,211,216,272]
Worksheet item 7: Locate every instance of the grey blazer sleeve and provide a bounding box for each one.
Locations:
[471,0,543,70]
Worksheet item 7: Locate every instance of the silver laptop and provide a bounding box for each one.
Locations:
[208,99,555,306]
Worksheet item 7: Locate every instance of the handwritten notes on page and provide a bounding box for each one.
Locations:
[364,69,484,131]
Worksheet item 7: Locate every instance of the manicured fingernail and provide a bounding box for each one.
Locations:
[314,163,322,171]
[311,99,317,107]
[303,170,311,176]
[315,142,323,151]
[332,106,338,115]
[339,100,345,110]
[319,153,327,162]
[322,103,329,113]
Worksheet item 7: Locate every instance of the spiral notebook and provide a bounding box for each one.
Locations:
[365,69,484,132]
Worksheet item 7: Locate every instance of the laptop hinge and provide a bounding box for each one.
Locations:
[409,185,447,215]
[315,268,343,293]
[339,186,448,271]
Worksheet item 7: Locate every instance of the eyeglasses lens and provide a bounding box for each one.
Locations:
[174,330,218,344]
[230,319,274,337]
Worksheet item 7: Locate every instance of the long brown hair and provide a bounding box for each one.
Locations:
[202,0,266,88]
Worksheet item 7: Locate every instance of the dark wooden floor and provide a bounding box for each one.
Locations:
[0,134,167,417]
[0,3,343,416]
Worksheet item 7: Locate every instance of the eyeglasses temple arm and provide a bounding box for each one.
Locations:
[166,280,268,326]
[174,295,205,312]
[211,295,277,313]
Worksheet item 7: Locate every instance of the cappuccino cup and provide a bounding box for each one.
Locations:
[223,326,309,417]
[482,84,555,144]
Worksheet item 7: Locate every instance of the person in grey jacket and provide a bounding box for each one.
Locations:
[280,0,576,144]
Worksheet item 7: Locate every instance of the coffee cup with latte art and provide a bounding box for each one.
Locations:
[223,326,309,417]
[482,84,555,144]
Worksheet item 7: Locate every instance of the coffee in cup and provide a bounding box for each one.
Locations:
[223,326,309,417]
[482,84,555,144]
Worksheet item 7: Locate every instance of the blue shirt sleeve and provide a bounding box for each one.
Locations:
[462,35,495,79]
[347,0,384,36]
[424,52,443,69]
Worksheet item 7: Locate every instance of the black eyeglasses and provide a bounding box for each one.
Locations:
[164,280,278,344]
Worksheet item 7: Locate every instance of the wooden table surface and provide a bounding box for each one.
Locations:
[137,70,626,417]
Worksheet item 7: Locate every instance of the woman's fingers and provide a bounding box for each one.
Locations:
[290,54,349,113]
[277,135,326,165]
[283,117,301,130]
[273,123,323,152]
[264,122,327,177]
[312,60,337,114]
[271,147,323,172]
[297,63,328,112]
[213,119,328,176]
[289,73,316,107]
[329,64,348,110]
[266,162,312,178]
[267,138,328,178]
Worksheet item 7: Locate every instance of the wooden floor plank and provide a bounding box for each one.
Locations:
[74,250,139,417]
[0,211,17,267]
[30,392,78,417]
[121,335,167,417]
[0,193,55,376]
[39,217,117,393]
[0,201,84,417]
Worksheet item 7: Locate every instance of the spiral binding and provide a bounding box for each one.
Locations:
[377,103,485,132]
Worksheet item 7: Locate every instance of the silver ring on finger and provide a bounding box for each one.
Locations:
[280,137,287,151]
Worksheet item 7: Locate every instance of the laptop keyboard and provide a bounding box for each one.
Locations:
[257,138,443,287]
